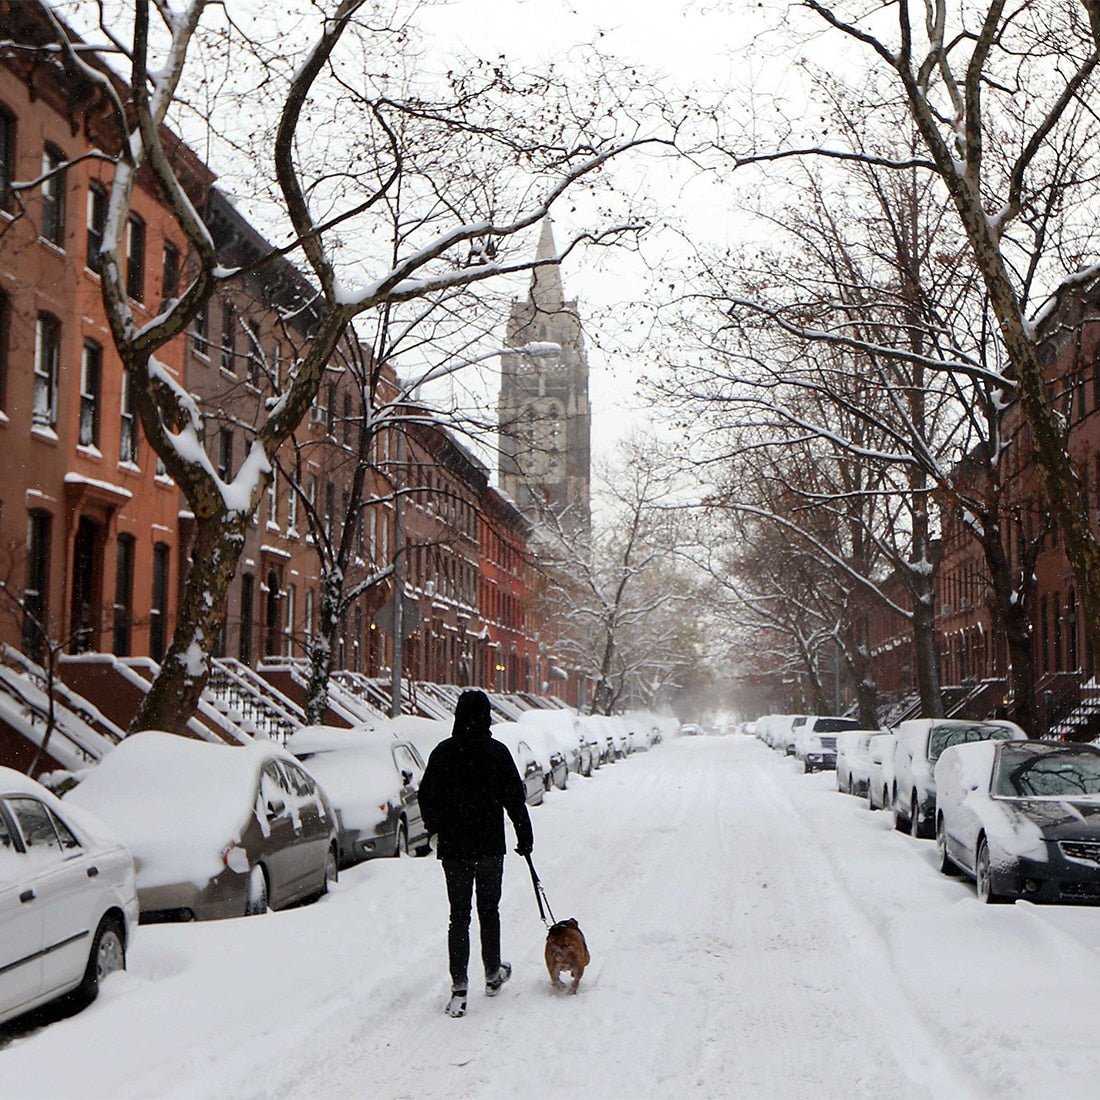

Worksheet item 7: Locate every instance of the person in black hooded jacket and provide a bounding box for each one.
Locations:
[418,688,533,1018]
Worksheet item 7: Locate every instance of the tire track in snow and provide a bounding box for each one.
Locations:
[745,738,980,1099]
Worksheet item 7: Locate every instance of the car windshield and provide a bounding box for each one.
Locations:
[927,723,1015,763]
[994,751,1100,798]
[814,718,861,733]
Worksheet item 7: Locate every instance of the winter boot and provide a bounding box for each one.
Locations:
[485,962,512,997]
[445,983,468,1018]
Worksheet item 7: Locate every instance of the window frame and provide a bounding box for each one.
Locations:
[33,312,60,428]
[79,339,102,448]
[126,213,146,302]
[40,143,67,246]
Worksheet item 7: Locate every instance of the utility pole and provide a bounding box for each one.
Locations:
[390,429,405,718]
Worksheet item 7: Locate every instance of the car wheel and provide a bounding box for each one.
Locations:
[976,837,1001,903]
[910,796,924,839]
[848,776,855,796]
[246,864,269,916]
[936,816,960,875]
[866,784,875,810]
[893,798,909,832]
[394,820,408,857]
[321,845,338,895]
[73,914,126,1007]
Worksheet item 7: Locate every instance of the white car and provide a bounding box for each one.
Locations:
[1,766,138,1026]
[793,716,862,772]
[867,732,898,811]
[891,718,1027,838]
[835,730,883,796]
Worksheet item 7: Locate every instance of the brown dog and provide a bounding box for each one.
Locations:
[545,917,590,994]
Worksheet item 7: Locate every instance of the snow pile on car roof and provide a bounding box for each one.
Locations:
[66,731,276,888]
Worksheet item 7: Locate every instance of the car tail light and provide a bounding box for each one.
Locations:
[222,840,250,874]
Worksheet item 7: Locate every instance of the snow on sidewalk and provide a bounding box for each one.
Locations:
[4,735,1100,1099]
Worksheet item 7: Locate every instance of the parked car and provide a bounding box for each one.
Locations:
[835,730,881,796]
[935,740,1100,903]
[67,731,339,922]
[892,718,1027,838]
[784,715,810,755]
[286,725,431,865]
[867,732,898,811]
[679,723,703,737]
[794,716,863,772]
[1,767,138,1026]
[504,724,567,791]
[489,724,546,806]
[518,710,592,777]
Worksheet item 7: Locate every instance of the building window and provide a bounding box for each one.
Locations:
[150,542,169,662]
[33,313,60,428]
[0,106,13,211]
[304,588,314,649]
[265,570,281,656]
[119,372,138,463]
[284,583,296,657]
[287,480,298,530]
[239,573,254,665]
[112,534,135,656]
[192,301,208,353]
[40,144,66,246]
[162,241,180,302]
[266,468,279,526]
[326,381,337,436]
[79,340,102,448]
[244,320,261,388]
[221,300,236,372]
[23,510,51,659]
[217,428,233,481]
[342,391,353,446]
[126,215,145,301]
[324,480,335,537]
[86,182,107,274]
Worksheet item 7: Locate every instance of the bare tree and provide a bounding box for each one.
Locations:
[10,2,669,733]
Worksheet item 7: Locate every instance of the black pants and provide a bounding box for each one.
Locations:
[442,856,504,988]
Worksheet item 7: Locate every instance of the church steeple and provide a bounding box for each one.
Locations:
[529,216,565,313]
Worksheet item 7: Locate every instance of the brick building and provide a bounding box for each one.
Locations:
[0,1,555,767]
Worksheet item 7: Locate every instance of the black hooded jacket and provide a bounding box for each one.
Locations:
[418,690,533,860]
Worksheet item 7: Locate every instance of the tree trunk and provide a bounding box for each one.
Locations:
[910,586,944,718]
[129,513,249,734]
[979,522,1039,735]
[304,574,343,725]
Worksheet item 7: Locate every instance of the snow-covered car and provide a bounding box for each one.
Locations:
[518,710,591,777]
[786,715,810,755]
[67,732,339,922]
[489,724,546,806]
[574,715,608,769]
[892,718,1027,838]
[389,715,452,763]
[286,726,431,864]
[935,740,1100,904]
[1,767,138,1026]
[835,730,882,796]
[867,732,897,811]
[793,716,862,772]
[679,722,703,737]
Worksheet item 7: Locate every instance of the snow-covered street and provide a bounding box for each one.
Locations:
[6,733,1100,1099]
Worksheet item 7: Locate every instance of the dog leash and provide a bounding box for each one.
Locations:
[524,853,557,928]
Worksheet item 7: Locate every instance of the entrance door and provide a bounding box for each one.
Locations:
[69,517,101,652]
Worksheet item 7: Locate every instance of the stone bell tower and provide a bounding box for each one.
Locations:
[498,218,591,544]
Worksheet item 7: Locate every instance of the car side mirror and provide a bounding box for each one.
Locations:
[266,797,286,819]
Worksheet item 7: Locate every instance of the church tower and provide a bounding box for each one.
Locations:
[498,218,592,543]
